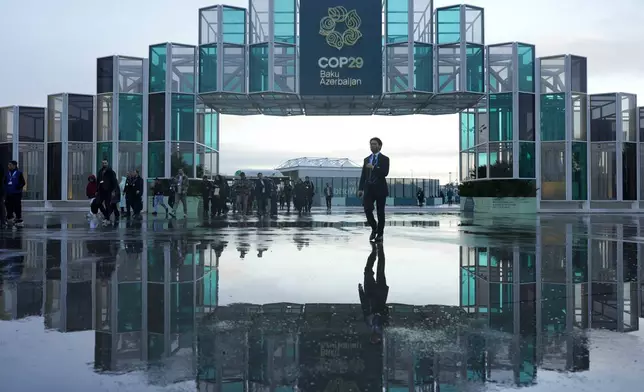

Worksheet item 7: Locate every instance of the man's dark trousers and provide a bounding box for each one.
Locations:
[363,186,385,235]
[98,190,112,219]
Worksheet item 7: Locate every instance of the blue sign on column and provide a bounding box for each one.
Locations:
[299,0,382,96]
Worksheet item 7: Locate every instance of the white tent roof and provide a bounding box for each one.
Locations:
[275,157,360,170]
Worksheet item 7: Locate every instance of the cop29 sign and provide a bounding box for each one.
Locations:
[299,0,382,96]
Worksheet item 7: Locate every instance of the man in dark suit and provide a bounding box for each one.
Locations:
[358,242,389,344]
[358,137,390,242]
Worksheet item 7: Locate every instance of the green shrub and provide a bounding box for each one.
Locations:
[458,179,536,198]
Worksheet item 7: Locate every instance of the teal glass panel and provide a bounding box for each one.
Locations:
[171,94,195,142]
[460,112,475,150]
[118,283,142,332]
[274,44,296,93]
[489,93,513,141]
[466,44,484,93]
[148,142,165,178]
[572,142,587,200]
[572,235,588,283]
[519,142,535,178]
[149,44,167,93]
[437,45,459,93]
[203,270,218,306]
[199,44,217,93]
[96,142,112,173]
[222,7,246,45]
[199,110,218,150]
[171,142,195,177]
[171,283,195,334]
[222,44,246,93]
[461,270,475,306]
[386,0,408,43]
[118,94,143,141]
[541,284,567,332]
[274,0,296,43]
[148,333,164,361]
[249,44,269,92]
[518,44,535,93]
[413,44,432,92]
[436,6,460,44]
[541,93,566,141]
[520,252,536,283]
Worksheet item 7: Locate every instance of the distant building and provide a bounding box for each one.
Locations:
[275,157,441,207]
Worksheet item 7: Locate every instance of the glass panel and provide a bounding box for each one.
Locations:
[171,94,195,142]
[171,142,195,177]
[118,283,142,333]
[540,56,565,94]
[222,44,246,93]
[622,95,636,142]
[488,44,513,93]
[570,56,587,94]
[590,142,617,200]
[148,93,166,141]
[386,0,408,44]
[413,44,432,92]
[96,94,113,141]
[148,142,165,178]
[197,107,218,150]
[464,6,483,44]
[437,45,460,93]
[541,142,566,200]
[96,142,113,177]
[199,44,217,93]
[540,93,566,141]
[118,142,143,179]
[67,142,94,200]
[477,98,488,144]
[519,142,535,178]
[518,44,535,93]
[460,111,475,150]
[386,44,409,92]
[519,93,535,141]
[590,94,617,142]
[274,0,295,44]
[18,143,45,200]
[476,144,488,179]
[18,107,45,143]
[171,45,196,93]
[250,0,269,43]
[118,57,144,94]
[249,44,269,92]
[222,6,246,45]
[197,145,218,177]
[489,142,512,178]
[623,143,637,201]
[200,6,218,45]
[572,142,587,200]
[149,44,167,93]
[436,6,460,44]
[466,44,484,93]
[119,94,143,141]
[47,95,63,142]
[274,44,296,93]
[640,108,644,143]
[489,93,512,142]
[0,144,12,169]
[0,107,13,142]
[640,146,644,201]
[572,94,588,141]
[68,94,94,142]
[96,56,114,94]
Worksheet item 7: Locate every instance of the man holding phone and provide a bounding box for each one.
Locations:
[358,137,390,242]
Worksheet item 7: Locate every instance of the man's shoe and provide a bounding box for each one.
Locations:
[369,230,377,241]
[374,234,384,242]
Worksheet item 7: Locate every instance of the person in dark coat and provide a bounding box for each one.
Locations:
[96,158,117,220]
[110,184,121,221]
[212,175,228,216]
[358,137,390,242]
[4,160,26,226]
[86,175,98,199]
[358,242,389,345]
[283,180,293,213]
[293,179,305,215]
[201,176,213,217]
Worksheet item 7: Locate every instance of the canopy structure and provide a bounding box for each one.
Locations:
[275,157,361,170]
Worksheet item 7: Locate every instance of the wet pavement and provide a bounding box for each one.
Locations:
[1,210,643,392]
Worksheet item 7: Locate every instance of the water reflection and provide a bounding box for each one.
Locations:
[0,218,642,390]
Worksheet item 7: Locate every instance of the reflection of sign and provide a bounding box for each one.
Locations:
[300,0,382,96]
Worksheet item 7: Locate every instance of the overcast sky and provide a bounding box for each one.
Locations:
[0,0,642,183]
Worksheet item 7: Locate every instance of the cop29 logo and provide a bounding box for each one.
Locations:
[319,6,362,50]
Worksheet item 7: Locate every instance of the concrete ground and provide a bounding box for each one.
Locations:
[0,210,643,391]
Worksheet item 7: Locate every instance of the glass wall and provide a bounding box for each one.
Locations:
[590,142,616,200]
[222,6,246,44]
[518,94,535,141]
[519,143,535,178]
[517,44,535,93]
[489,93,512,141]
[622,143,637,200]
[541,142,565,200]
[118,142,143,178]
[572,94,587,141]
[119,94,143,141]
[386,0,408,43]
[0,144,12,169]
[489,142,512,178]
[149,44,168,93]
[97,56,114,94]
[148,93,165,141]
[590,94,617,142]
[171,142,195,177]
[47,95,63,142]
[274,0,296,43]
[0,107,13,142]
[197,145,219,178]
[436,6,460,44]
[47,142,62,200]
[67,95,94,142]
[97,95,113,141]
[68,143,94,200]
[171,94,195,142]
[197,107,218,150]
[466,44,484,93]
[273,44,296,93]
[571,142,587,200]
[541,94,565,141]
[170,45,196,93]
[199,45,217,93]
[437,45,460,93]
[249,44,269,92]
[148,142,165,178]
[413,44,432,92]
[460,111,475,150]
[18,143,45,200]
[18,107,45,142]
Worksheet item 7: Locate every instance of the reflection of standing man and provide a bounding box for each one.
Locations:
[358,137,389,242]
[358,242,388,345]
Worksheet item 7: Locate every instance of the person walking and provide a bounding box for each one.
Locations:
[151,178,169,215]
[233,172,251,215]
[357,137,390,242]
[4,160,26,227]
[170,169,189,218]
[96,159,117,221]
[324,182,333,211]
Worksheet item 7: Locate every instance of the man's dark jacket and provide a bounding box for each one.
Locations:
[358,153,390,198]
[97,166,117,193]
